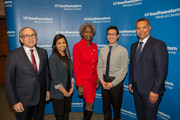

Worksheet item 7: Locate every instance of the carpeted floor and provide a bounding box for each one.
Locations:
[0,85,104,120]
[45,112,104,120]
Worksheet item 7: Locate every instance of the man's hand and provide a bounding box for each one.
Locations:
[149,91,159,104]
[46,91,50,101]
[129,84,133,93]
[101,81,113,90]
[101,81,110,90]
[13,102,24,113]
[105,82,113,89]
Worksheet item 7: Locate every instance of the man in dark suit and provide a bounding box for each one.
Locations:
[129,18,168,120]
[5,27,50,120]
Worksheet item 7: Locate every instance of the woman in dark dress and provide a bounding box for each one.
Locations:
[49,34,74,120]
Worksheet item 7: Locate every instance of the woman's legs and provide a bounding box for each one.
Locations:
[83,102,94,120]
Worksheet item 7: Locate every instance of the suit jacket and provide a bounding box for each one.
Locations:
[5,46,50,106]
[129,36,168,95]
[49,53,73,99]
[73,38,98,87]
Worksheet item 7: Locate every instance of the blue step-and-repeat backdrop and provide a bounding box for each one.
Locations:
[4,0,180,119]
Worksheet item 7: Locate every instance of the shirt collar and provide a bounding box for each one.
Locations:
[109,43,118,48]
[139,35,150,44]
[80,37,92,46]
[23,45,36,53]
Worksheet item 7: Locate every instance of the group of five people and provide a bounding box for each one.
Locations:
[5,18,168,120]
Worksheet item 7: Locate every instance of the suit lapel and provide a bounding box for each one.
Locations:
[136,36,153,64]
[36,47,43,74]
[132,42,138,68]
[19,46,37,72]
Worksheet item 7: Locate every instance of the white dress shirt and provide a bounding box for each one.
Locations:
[23,45,40,71]
[137,35,150,52]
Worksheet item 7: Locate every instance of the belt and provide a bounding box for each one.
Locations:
[103,75,115,82]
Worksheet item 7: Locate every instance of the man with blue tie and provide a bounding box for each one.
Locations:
[97,26,128,120]
[129,18,168,120]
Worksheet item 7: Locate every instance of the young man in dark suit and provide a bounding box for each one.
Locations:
[5,27,50,120]
[129,18,168,120]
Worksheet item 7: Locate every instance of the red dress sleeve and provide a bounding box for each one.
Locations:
[73,44,82,87]
[93,44,99,81]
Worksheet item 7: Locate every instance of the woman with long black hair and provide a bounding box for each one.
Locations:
[49,34,74,120]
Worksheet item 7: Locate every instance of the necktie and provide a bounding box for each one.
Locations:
[135,42,143,63]
[133,42,143,83]
[105,46,112,80]
[30,49,38,72]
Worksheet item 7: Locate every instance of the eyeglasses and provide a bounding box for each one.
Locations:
[107,33,117,36]
[22,34,37,39]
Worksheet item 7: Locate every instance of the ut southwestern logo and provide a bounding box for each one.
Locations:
[71,102,83,108]
[84,17,111,24]
[95,93,102,99]
[158,111,170,120]
[123,85,129,92]
[113,0,143,7]
[165,81,174,90]
[144,8,180,19]
[56,31,79,37]
[167,46,177,55]
[7,31,15,37]
[4,0,13,7]
[119,30,136,37]
[121,109,136,119]
[23,16,53,24]
[54,4,82,11]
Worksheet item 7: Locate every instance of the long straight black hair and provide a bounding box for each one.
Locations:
[52,34,73,69]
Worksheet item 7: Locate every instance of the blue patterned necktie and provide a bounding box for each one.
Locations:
[136,42,143,63]
[105,46,112,80]
[133,42,143,83]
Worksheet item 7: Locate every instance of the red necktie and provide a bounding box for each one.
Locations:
[30,49,38,72]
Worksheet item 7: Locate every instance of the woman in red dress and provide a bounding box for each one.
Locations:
[73,23,99,120]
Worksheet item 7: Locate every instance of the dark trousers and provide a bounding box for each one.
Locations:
[52,97,72,120]
[133,84,162,120]
[101,81,123,120]
[16,102,45,120]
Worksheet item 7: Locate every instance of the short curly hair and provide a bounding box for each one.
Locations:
[79,23,96,37]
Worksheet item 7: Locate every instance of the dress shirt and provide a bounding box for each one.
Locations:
[23,45,40,71]
[97,43,128,87]
[137,35,150,52]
